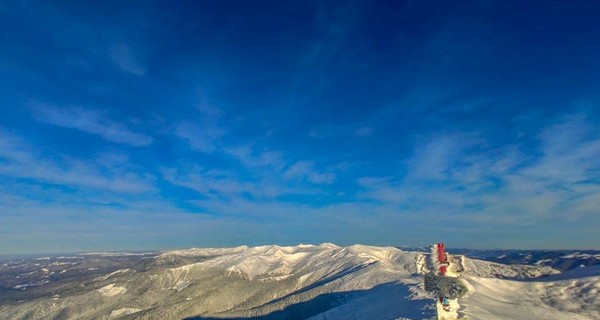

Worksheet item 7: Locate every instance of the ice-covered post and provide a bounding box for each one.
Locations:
[437,243,447,276]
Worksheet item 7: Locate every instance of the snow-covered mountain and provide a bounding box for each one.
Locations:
[462,249,600,272]
[0,244,598,320]
[401,247,600,272]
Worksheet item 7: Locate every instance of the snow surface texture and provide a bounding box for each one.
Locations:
[461,266,600,320]
[0,244,598,320]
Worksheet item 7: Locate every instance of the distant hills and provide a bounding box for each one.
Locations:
[398,246,600,272]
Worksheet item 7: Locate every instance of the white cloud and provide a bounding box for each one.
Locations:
[31,102,153,146]
[174,102,226,153]
[356,177,406,203]
[109,43,145,76]
[358,115,600,225]
[161,163,304,200]
[284,161,335,185]
[161,167,259,198]
[172,103,335,188]
[161,155,336,202]
[224,144,286,171]
[175,121,224,153]
[308,172,335,184]
[0,130,154,193]
[284,161,313,179]
[405,133,480,181]
[169,102,336,201]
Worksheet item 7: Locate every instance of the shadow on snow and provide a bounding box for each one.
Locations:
[186,281,433,320]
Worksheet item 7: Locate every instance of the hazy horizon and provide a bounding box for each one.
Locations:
[3,242,600,257]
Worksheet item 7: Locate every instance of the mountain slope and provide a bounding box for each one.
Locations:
[0,244,597,320]
[461,267,600,320]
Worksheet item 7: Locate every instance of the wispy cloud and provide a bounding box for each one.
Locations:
[175,121,224,153]
[405,133,482,182]
[224,144,287,171]
[161,160,328,201]
[31,102,153,146]
[161,166,276,199]
[285,161,335,184]
[163,145,336,203]
[0,186,222,254]
[358,115,600,227]
[356,176,406,204]
[172,102,336,189]
[170,105,338,201]
[0,130,154,193]
[109,43,146,76]
[174,102,226,153]
[492,116,600,220]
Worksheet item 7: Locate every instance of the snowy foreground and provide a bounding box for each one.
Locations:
[1,244,599,320]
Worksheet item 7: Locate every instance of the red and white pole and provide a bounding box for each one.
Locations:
[437,243,447,276]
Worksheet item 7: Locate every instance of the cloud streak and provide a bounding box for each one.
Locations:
[175,121,224,153]
[285,161,335,184]
[109,43,146,76]
[359,115,600,228]
[0,130,154,193]
[31,102,153,146]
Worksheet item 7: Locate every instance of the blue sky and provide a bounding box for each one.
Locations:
[1,1,600,254]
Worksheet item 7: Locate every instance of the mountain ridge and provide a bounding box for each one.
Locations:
[1,244,598,320]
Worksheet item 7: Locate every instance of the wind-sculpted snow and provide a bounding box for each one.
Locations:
[461,266,600,320]
[462,257,559,279]
[0,244,596,320]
